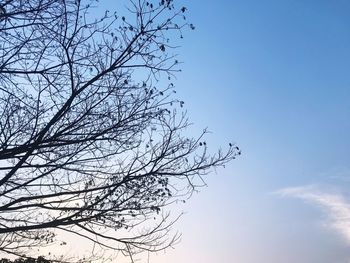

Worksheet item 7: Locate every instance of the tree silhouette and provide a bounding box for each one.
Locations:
[0,0,239,260]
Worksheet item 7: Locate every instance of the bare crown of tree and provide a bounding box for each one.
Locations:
[0,0,239,261]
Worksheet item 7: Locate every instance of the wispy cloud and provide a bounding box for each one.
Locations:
[275,185,350,244]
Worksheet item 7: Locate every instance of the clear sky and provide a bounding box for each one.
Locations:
[2,1,350,262]
[143,0,350,262]
[30,1,350,262]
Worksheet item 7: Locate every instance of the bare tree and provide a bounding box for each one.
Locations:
[0,0,239,260]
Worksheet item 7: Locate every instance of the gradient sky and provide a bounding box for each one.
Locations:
[30,1,350,262]
[142,1,350,262]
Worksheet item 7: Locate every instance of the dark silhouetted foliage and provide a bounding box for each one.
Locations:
[0,257,51,263]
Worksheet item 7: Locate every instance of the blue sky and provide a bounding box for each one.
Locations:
[145,1,350,262]
[1,1,350,262]
[32,1,350,262]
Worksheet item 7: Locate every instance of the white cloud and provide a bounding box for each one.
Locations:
[275,185,350,244]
